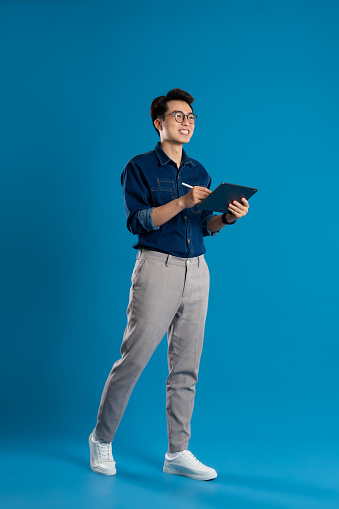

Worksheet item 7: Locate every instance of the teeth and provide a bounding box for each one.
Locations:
[179,130,189,134]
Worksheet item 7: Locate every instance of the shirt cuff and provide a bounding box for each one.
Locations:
[202,213,221,236]
[137,207,160,232]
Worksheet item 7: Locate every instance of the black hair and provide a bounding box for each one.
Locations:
[150,88,194,137]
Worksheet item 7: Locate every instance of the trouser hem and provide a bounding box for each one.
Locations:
[168,441,189,453]
[94,426,114,443]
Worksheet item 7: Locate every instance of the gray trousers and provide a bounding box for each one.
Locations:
[95,248,210,453]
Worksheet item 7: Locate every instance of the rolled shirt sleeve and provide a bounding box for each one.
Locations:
[121,160,159,234]
[137,207,160,232]
[201,212,220,236]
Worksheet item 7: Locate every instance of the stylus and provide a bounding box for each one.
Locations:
[182,182,193,188]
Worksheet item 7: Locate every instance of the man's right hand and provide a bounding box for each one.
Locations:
[179,186,212,209]
[152,186,213,227]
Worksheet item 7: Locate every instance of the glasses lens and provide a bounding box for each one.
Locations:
[174,112,184,122]
[188,114,196,124]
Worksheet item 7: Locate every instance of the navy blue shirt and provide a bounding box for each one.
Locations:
[121,142,220,258]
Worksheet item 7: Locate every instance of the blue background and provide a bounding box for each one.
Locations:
[1,1,339,508]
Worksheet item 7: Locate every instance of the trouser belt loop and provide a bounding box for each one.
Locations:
[198,256,200,268]
[137,249,142,260]
[165,254,170,267]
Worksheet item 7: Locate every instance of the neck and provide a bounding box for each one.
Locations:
[159,140,183,168]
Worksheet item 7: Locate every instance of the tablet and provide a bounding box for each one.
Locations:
[196,182,258,213]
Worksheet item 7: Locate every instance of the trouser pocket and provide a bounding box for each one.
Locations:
[131,258,147,287]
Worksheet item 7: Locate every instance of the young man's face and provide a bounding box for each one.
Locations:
[155,100,195,144]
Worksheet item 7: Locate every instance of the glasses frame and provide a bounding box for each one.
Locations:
[158,110,198,124]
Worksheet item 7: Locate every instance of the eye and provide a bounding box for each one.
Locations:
[175,112,184,121]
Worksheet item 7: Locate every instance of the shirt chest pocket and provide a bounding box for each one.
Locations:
[150,179,176,206]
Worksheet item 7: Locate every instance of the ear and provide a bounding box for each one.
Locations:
[154,118,162,131]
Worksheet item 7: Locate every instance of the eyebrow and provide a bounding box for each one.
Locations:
[171,110,194,114]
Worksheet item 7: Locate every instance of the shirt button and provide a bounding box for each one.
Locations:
[188,239,191,243]
[184,216,187,219]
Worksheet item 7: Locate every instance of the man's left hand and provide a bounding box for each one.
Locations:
[227,197,249,220]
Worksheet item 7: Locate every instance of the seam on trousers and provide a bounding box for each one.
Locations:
[113,265,166,436]
[168,265,197,449]
[114,258,174,437]
[113,310,162,437]
[167,294,184,446]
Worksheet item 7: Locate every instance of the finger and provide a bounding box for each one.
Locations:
[194,191,212,200]
[229,202,245,212]
[194,186,212,193]
[241,197,249,207]
[195,196,209,204]
[230,210,243,218]
[232,200,245,208]
[227,207,241,218]
[231,200,248,212]
[228,203,246,216]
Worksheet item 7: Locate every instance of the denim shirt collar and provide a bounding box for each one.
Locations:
[154,142,196,167]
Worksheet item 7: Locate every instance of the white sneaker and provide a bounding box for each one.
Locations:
[89,431,116,475]
[163,450,217,481]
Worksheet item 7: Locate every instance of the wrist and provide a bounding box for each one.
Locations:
[177,197,187,211]
[222,213,236,225]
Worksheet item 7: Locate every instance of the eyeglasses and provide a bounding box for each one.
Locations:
[158,110,198,124]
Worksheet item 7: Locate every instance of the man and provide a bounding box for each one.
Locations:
[89,88,249,480]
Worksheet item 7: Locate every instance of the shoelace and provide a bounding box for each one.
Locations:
[180,450,203,465]
[96,440,114,462]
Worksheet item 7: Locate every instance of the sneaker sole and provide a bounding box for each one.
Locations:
[90,463,117,476]
[163,465,217,481]
[89,434,116,476]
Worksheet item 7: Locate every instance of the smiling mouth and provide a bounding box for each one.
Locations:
[178,129,190,135]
